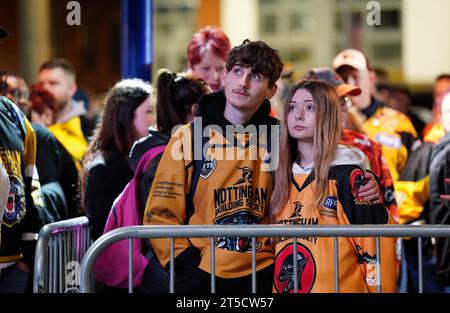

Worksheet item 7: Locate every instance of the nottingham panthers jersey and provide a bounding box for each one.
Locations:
[273,164,397,293]
[144,92,277,278]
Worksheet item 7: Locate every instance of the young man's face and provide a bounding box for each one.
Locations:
[222,65,276,117]
[338,67,373,110]
[38,67,76,111]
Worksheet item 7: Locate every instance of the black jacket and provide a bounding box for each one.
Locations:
[33,123,68,222]
[83,150,133,240]
[429,132,450,284]
[130,129,170,218]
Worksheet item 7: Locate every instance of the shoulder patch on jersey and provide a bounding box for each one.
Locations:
[274,242,316,293]
[323,196,337,210]
[320,196,338,218]
[200,159,217,179]
[375,133,402,149]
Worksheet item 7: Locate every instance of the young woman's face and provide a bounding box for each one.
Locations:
[132,96,154,140]
[191,50,226,92]
[287,88,317,142]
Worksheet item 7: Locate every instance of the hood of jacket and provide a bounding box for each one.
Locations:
[56,99,87,123]
[195,91,278,131]
[129,128,170,171]
[293,144,368,175]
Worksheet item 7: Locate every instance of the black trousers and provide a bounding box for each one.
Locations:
[138,255,274,294]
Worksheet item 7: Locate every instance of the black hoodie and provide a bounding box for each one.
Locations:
[195,91,278,130]
[429,132,450,284]
[129,129,170,218]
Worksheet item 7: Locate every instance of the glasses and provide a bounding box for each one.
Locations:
[7,88,30,101]
[339,96,351,109]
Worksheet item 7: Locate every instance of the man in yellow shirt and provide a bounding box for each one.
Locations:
[37,58,96,169]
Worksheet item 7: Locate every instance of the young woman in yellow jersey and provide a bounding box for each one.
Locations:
[269,79,397,293]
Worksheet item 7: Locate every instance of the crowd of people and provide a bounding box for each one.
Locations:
[0,23,449,293]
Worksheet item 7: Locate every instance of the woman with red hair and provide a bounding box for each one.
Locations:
[29,84,57,126]
[186,26,230,92]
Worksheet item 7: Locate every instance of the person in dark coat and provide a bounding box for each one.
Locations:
[429,91,450,292]
[80,79,154,240]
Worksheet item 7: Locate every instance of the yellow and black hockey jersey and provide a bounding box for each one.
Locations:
[273,156,397,293]
[394,123,445,224]
[360,99,417,183]
[144,92,278,278]
[0,96,43,263]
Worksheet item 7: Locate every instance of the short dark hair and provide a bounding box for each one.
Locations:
[226,40,283,87]
[39,58,76,78]
[436,74,450,82]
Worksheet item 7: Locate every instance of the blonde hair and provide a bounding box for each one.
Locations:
[268,79,342,222]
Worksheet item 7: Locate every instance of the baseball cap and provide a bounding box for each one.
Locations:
[303,67,361,98]
[0,26,9,39]
[332,49,370,72]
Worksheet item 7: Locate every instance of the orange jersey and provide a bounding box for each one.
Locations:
[273,165,397,293]
[145,93,277,278]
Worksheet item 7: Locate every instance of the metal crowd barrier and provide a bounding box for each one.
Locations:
[80,224,450,293]
[33,216,91,293]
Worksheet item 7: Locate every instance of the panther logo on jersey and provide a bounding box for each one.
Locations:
[4,174,26,227]
[290,201,303,218]
[214,210,261,252]
[274,242,316,293]
[234,167,253,185]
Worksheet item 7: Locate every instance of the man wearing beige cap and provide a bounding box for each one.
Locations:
[333,49,417,185]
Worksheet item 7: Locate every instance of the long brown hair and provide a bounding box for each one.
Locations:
[269,79,341,222]
[85,79,152,160]
[80,79,152,204]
